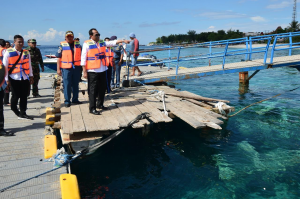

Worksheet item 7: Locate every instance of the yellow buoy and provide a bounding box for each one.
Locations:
[44,135,57,159]
[45,114,55,125]
[60,174,81,199]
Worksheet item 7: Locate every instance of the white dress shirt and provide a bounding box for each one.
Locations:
[3,47,33,81]
[81,39,117,73]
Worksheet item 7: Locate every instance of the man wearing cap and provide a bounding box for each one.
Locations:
[56,31,82,107]
[110,36,124,88]
[81,28,130,115]
[26,39,44,97]
[129,33,142,76]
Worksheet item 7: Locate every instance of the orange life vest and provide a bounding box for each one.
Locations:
[84,39,108,70]
[0,47,5,65]
[105,47,114,66]
[60,41,81,69]
[7,48,30,75]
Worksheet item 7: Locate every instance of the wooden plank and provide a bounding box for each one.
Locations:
[165,91,230,103]
[132,119,150,129]
[183,100,227,121]
[129,100,160,123]
[184,98,212,109]
[115,99,144,128]
[101,109,120,131]
[70,105,86,133]
[170,100,222,130]
[138,99,172,123]
[107,105,129,127]
[167,102,206,129]
[61,121,73,134]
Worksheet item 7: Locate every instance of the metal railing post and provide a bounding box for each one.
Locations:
[176,47,181,75]
[249,37,252,60]
[245,37,249,61]
[264,38,271,65]
[222,42,229,70]
[289,32,293,56]
[209,41,212,56]
[168,42,171,70]
[270,36,278,64]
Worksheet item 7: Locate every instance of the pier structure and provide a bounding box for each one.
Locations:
[128,32,300,89]
[0,74,65,199]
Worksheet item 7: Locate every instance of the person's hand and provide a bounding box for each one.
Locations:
[118,61,122,67]
[30,77,34,84]
[123,40,130,44]
[83,71,87,79]
[41,67,45,72]
[57,69,62,76]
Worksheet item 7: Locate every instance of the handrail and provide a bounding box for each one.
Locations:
[129,31,300,71]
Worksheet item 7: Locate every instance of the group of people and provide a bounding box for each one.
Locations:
[57,29,141,115]
[0,35,45,136]
[0,28,142,136]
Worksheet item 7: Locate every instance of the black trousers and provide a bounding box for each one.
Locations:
[106,66,112,93]
[9,77,30,116]
[88,71,107,111]
[4,90,9,104]
[0,90,4,129]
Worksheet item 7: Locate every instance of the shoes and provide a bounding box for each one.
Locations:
[18,114,34,120]
[90,109,101,115]
[33,94,42,98]
[116,85,120,88]
[72,101,82,104]
[98,105,108,110]
[0,129,14,136]
[64,103,71,107]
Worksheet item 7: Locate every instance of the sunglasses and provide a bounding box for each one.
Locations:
[94,33,100,36]
[31,42,37,44]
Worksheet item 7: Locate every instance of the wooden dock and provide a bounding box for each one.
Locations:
[0,74,66,199]
[55,79,234,144]
[129,54,300,84]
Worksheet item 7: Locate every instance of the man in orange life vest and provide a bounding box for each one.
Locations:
[81,28,130,115]
[57,31,82,107]
[3,35,34,120]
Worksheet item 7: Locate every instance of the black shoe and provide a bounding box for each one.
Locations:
[64,103,71,107]
[33,94,42,98]
[0,129,14,136]
[98,105,108,110]
[18,114,34,120]
[72,101,82,104]
[90,109,101,115]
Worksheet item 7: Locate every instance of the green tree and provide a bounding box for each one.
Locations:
[187,30,196,42]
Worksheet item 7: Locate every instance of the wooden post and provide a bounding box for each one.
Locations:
[239,72,249,85]
[239,72,249,93]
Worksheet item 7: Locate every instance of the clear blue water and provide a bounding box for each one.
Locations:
[41,45,300,199]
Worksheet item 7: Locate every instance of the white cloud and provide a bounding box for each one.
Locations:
[23,28,64,42]
[197,11,247,19]
[267,1,291,9]
[209,26,215,29]
[250,16,267,22]
[77,33,87,41]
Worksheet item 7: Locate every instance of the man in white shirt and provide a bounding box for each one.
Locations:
[3,35,34,120]
[81,28,130,115]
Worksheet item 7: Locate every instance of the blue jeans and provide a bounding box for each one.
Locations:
[62,66,81,104]
[111,60,122,87]
[130,55,138,66]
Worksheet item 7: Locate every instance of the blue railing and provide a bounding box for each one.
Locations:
[129,32,300,75]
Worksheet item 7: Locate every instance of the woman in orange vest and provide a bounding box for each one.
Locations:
[56,31,82,107]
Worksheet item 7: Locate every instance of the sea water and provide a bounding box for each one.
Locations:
[40,45,300,199]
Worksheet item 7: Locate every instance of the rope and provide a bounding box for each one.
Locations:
[228,86,300,117]
[0,112,150,193]
[215,102,227,115]
[151,91,168,116]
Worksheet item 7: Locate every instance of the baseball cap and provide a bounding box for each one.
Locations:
[129,32,136,38]
[110,36,117,40]
[65,31,74,36]
[28,39,36,43]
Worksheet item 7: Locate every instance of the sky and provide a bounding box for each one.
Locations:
[0,0,297,45]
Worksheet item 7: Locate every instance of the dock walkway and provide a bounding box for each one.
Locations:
[0,74,65,199]
[130,55,300,84]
